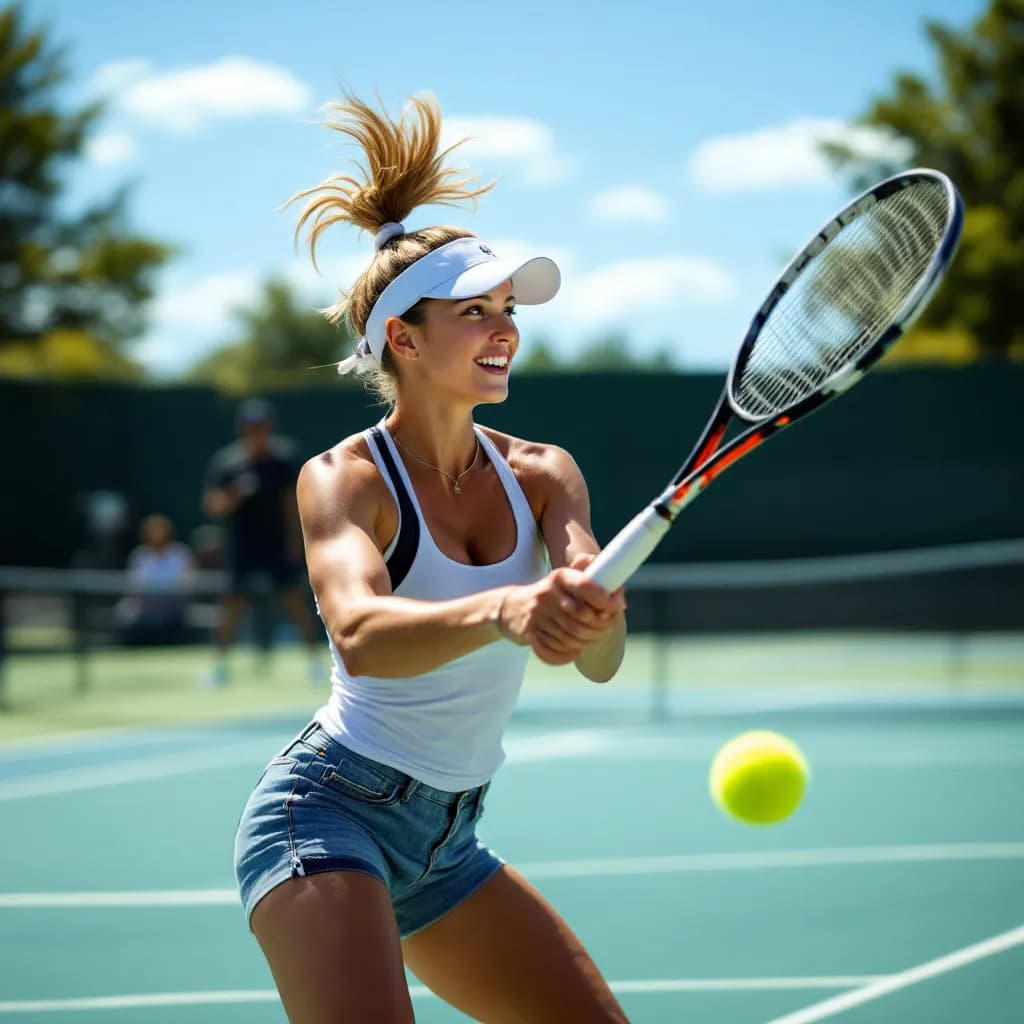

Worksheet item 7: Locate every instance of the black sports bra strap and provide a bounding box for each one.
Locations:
[368,426,419,591]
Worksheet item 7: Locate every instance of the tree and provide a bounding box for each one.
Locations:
[825,0,1024,361]
[0,3,173,378]
[575,332,675,372]
[515,335,563,372]
[187,278,357,391]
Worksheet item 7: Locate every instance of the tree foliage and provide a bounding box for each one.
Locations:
[825,0,1024,360]
[187,278,357,391]
[515,333,674,373]
[0,3,173,377]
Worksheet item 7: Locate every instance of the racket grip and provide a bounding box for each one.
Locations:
[586,507,671,591]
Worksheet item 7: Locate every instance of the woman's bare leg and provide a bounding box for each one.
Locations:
[403,865,630,1024]
[251,872,414,1024]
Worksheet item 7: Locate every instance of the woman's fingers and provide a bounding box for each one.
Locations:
[499,568,626,656]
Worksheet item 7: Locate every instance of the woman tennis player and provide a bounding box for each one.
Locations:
[234,93,630,1024]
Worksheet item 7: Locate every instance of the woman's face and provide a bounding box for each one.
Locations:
[401,278,519,404]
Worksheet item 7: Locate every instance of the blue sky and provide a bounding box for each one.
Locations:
[28,0,981,376]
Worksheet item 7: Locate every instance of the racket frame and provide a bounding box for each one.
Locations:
[588,168,963,591]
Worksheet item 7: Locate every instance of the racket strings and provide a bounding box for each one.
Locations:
[735,179,950,419]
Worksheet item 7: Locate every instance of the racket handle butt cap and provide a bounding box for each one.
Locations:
[586,507,671,591]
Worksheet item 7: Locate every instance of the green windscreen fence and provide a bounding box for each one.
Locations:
[4,363,1021,568]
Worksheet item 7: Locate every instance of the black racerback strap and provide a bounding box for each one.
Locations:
[368,426,419,592]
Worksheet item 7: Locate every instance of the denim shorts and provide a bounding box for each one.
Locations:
[234,721,504,938]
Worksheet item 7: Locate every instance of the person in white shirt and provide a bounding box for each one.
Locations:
[233,93,630,1024]
[116,514,194,646]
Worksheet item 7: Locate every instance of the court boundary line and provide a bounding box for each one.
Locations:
[0,976,887,1014]
[0,729,610,801]
[0,742,271,801]
[3,842,1024,908]
[763,922,1024,1023]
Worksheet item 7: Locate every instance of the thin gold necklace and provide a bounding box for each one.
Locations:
[391,432,481,494]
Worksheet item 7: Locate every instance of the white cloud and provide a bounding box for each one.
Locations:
[110,56,311,132]
[441,115,579,186]
[486,239,577,276]
[689,118,913,193]
[589,186,670,224]
[153,269,263,330]
[88,58,153,96]
[84,131,136,166]
[283,254,369,306]
[140,269,265,374]
[558,257,738,327]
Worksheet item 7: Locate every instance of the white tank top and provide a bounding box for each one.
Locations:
[314,421,548,790]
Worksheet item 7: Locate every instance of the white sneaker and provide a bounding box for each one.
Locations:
[200,663,229,690]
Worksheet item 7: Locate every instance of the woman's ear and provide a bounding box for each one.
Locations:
[385,317,419,362]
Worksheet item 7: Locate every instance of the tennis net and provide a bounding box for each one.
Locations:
[1,538,1022,707]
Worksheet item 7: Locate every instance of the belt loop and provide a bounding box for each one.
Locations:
[471,782,488,816]
[400,776,419,804]
[299,721,319,741]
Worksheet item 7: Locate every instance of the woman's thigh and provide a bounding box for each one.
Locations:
[252,871,414,1024]
[402,865,631,1024]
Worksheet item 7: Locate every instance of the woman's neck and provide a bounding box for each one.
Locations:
[384,404,478,476]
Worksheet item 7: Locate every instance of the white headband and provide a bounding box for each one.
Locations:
[336,236,560,376]
[374,222,405,250]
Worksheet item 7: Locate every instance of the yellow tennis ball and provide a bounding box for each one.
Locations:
[709,730,809,825]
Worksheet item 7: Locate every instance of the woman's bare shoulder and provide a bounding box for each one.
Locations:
[479,426,579,479]
[478,427,582,519]
[298,432,391,528]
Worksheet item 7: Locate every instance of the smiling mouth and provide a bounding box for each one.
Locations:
[475,356,509,371]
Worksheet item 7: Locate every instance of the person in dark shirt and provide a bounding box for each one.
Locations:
[202,398,322,686]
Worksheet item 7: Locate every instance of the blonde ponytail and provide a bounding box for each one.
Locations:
[285,93,494,403]
[289,93,490,267]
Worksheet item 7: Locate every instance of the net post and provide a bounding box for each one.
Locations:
[0,586,8,711]
[71,585,90,693]
[651,586,671,723]
[947,629,969,688]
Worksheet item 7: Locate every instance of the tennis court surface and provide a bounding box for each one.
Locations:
[1,638,1023,1023]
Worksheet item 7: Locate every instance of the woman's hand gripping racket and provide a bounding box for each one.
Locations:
[587,168,964,592]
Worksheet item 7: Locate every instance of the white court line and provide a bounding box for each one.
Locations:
[3,723,1021,801]
[0,890,239,908]
[0,730,608,802]
[591,739,1024,767]
[0,742,269,801]
[3,843,1023,908]
[517,842,1024,879]
[764,923,1024,1024]
[0,977,884,1014]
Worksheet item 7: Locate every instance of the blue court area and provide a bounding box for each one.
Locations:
[1,639,1023,1023]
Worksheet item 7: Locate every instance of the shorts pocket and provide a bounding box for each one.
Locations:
[315,754,402,806]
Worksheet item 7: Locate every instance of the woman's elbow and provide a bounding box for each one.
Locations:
[329,618,369,677]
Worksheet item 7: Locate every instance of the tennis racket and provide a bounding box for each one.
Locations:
[587,168,964,592]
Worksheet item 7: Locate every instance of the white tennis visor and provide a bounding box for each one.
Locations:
[363,237,561,360]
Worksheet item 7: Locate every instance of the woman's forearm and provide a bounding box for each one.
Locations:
[575,615,626,683]
[331,588,508,678]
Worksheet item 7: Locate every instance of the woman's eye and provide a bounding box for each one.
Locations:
[460,304,516,317]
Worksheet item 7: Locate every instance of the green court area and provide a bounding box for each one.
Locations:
[2,632,1023,743]
[1,637,1023,1022]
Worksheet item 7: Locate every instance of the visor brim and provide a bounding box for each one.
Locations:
[423,256,560,306]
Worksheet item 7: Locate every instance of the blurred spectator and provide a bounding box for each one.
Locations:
[201,398,322,686]
[73,490,133,569]
[115,514,194,647]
